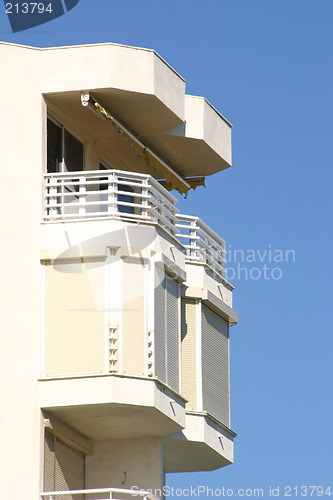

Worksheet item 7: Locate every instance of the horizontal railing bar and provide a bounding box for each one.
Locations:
[45,200,148,210]
[44,211,149,221]
[45,180,147,190]
[44,168,151,180]
[175,233,201,241]
[41,486,160,500]
[45,191,150,200]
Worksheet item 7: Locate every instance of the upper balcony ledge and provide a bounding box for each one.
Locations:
[44,169,228,281]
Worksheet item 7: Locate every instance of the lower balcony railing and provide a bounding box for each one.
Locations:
[44,169,227,279]
[176,214,227,276]
[41,487,159,500]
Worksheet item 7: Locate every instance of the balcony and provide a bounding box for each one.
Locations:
[44,169,227,279]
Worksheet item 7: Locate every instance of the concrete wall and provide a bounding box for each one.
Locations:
[0,44,44,498]
[87,438,163,493]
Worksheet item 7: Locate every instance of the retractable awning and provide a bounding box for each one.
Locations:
[81,93,192,196]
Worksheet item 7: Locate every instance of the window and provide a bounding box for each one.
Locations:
[47,117,84,173]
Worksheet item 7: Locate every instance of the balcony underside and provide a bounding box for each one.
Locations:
[39,375,186,441]
[163,412,235,472]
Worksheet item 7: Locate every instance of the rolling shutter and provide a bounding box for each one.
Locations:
[44,431,85,500]
[166,275,180,392]
[44,431,55,493]
[154,266,180,392]
[122,258,146,375]
[201,304,230,427]
[154,265,166,383]
[181,299,197,410]
[55,439,85,499]
[44,258,105,377]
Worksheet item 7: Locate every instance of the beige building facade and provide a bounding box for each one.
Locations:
[0,41,237,499]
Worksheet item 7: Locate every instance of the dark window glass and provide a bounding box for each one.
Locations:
[64,130,84,172]
[118,183,135,214]
[99,164,134,214]
[47,119,62,173]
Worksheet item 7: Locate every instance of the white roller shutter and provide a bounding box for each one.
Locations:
[201,304,230,427]
[44,258,105,377]
[180,299,197,410]
[154,266,180,392]
[154,265,166,383]
[166,274,180,392]
[122,258,146,375]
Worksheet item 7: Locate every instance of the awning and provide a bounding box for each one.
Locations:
[81,93,191,196]
[159,177,206,192]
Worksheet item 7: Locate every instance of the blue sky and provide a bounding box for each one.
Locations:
[1,0,332,496]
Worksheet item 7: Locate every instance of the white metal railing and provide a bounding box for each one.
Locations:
[176,214,227,277]
[44,169,179,236]
[41,486,160,500]
[44,169,228,278]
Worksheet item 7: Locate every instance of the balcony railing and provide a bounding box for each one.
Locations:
[176,214,227,277]
[44,169,227,279]
[41,487,159,500]
[44,169,179,236]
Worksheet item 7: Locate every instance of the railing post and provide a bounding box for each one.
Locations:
[48,177,58,219]
[79,176,86,216]
[190,218,198,259]
[60,177,65,218]
[142,178,149,219]
[108,173,117,215]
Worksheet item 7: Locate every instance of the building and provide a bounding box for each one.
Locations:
[0,41,238,499]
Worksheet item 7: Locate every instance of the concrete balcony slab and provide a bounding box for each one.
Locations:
[39,374,186,440]
[163,412,236,473]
